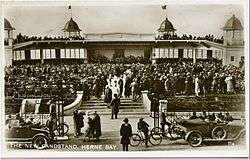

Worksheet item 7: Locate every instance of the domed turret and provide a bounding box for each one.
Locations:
[223,14,243,46]
[4,18,15,46]
[157,18,176,36]
[63,17,82,38]
[4,18,15,31]
[223,14,243,30]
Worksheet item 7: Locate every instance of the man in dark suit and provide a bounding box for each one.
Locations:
[137,118,149,147]
[110,94,120,119]
[92,111,102,141]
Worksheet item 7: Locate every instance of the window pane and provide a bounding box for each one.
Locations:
[203,50,207,59]
[43,49,46,59]
[60,49,65,58]
[75,49,80,58]
[51,49,56,59]
[66,49,70,58]
[173,49,178,58]
[80,49,84,58]
[36,50,40,59]
[183,49,188,58]
[71,49,75,58]
[20,50,25,60]
[45,49,50,59]
[16,51,20,60]
[31,50,36,59]
[13,51,16,60]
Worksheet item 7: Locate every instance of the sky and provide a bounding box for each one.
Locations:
[4,4,244,39]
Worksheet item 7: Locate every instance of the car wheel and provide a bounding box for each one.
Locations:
[33,135,48,150]
[187,131,203,147]
[212,126,227,139]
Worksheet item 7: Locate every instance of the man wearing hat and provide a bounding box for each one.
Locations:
[110,94,120,119]
[137,118,149,147]
[120,118,132,151]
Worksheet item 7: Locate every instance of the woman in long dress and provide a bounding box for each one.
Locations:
[82,111,91,138]
[194,76,200,96]
[225,75,234,93]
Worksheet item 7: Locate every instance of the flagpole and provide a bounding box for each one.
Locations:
[162,5,167,18]
[68,5,72,18]
[71,7,72,18]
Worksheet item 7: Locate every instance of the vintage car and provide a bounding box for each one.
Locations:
[5,119,52,150]
[175,118,245,147]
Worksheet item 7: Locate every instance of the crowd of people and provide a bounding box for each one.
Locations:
[73,110,101,140]
[5,60,244,100]
[156,33,224,44]
[13,33,223,45]
[13,33,85,44]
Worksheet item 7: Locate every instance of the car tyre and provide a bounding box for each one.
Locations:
[211,126,227,139]
[33,135,48,150]
[187,131,203,147]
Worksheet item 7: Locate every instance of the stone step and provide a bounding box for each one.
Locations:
[78,110,150,116]
[87,99,137,103]
[95,111,149,115]
[80,106,143,110]
[81,103,143,107]
[80,108,145,112]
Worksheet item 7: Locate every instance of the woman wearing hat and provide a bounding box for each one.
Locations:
[120,118,132,151]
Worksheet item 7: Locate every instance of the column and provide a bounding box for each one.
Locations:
[193,48,197,64]
[40,49,44,64]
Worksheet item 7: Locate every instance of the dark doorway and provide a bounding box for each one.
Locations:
[87,49,96,63]
[56,49,60,59]
[144,49,151,59]
[178,49,183,58]
[207,50,213,59]
[25,50,31,60]
[113,49,125,59]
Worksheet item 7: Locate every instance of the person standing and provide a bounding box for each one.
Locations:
[194,75,200,96]
[124,75,131,98]
[104,85,112,107]
[137,118,149,147]
[225,75,234,94]
[110,94,120,119]
[73,109,80,137]
[120,118,132,151]
[92,111,102,141]
[130,79,137,101]
[46,114,55,139]
[118,77,124,97]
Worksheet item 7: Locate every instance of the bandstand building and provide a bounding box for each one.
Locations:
[4,14,244,66]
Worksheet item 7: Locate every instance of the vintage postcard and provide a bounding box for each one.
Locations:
[1,0,249,157]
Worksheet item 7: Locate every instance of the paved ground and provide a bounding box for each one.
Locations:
[6,114,247,152]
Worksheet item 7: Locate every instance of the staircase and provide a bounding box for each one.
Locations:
[79,97,149,115]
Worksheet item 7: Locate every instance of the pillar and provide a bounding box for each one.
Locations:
[40,49,44,64]
[193,48,197,64]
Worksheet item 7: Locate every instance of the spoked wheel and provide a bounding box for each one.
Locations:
[130,134,141,147]
[212,126,227,139]
[149,134,162,146]
[58,123,69,135]
[187,131,203,147]
[33,135,48,150]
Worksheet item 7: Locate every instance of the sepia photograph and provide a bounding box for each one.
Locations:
[1,0,249,157]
